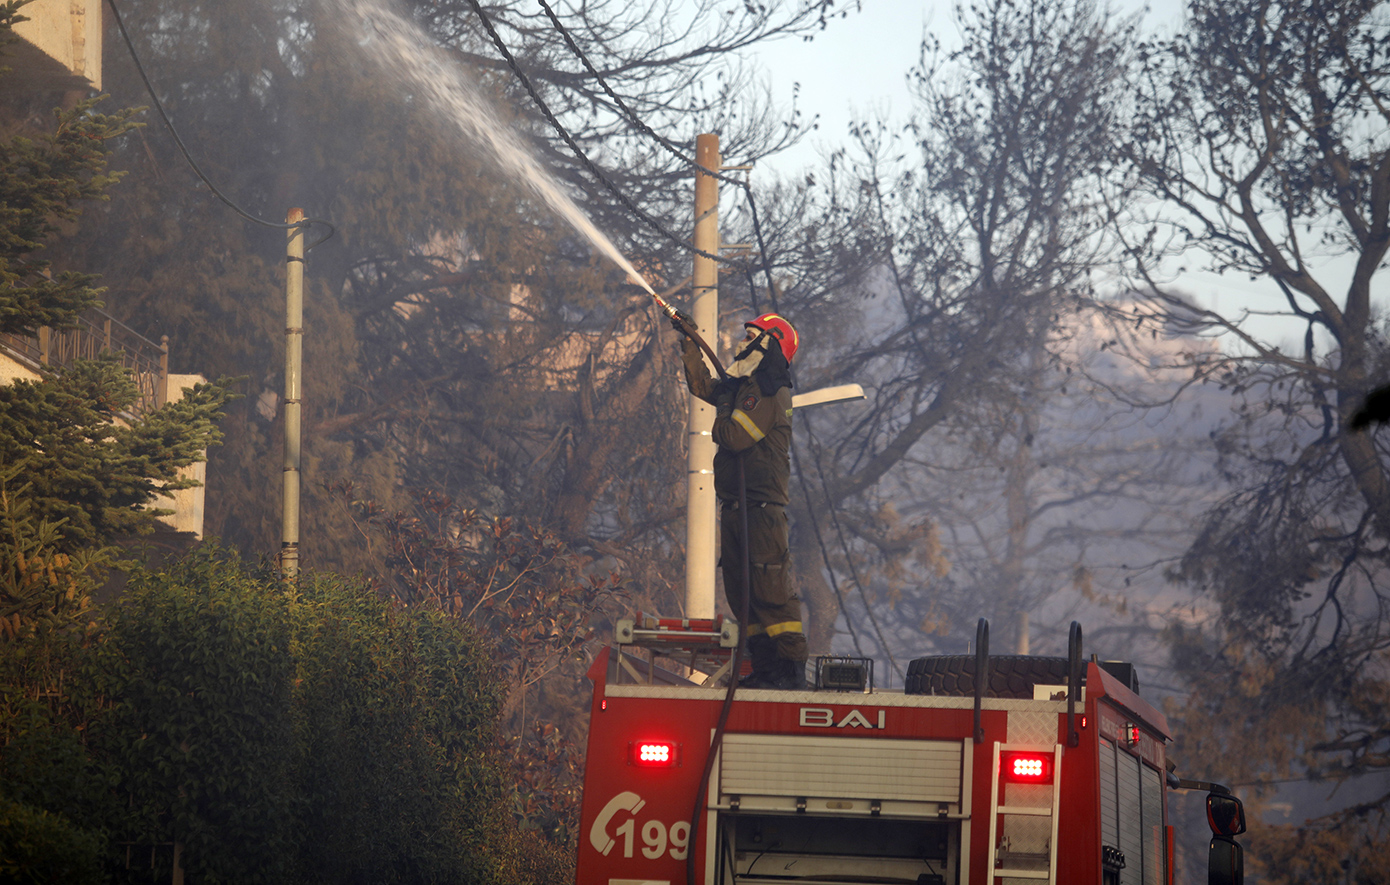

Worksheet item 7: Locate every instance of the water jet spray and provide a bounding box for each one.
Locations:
[327,0,654,290]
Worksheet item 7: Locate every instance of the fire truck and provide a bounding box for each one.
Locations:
[574,134,1245,885]
[574,616,1246,885]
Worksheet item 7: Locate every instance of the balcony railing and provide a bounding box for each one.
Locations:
[0,310,169,415]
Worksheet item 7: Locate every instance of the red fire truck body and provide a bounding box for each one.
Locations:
[576,629,1177,885]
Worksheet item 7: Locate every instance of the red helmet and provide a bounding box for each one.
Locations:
[745,313,799,363]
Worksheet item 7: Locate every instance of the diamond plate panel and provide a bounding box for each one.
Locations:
[1005,710,1056,746]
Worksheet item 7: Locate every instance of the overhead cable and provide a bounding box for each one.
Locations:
[801,416,903,679]
[793,442,869,658]
[533,0,781,304]
[464,0,734,266]
[104,0,336,250]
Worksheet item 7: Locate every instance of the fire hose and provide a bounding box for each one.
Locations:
[685,453,749,885]
[661,303,744,885]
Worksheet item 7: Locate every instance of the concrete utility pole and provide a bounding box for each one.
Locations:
[281,208,305,580]
[685,134,720,617]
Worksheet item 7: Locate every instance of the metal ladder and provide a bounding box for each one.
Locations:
[613,613,740,685]
[986,742,1063,884]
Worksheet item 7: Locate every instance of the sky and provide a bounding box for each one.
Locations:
[743,0,943,178]
[741,0,1190,180]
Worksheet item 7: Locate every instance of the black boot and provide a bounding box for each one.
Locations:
[767,658,806,690]
[739,635,777,687]
[741,656,806,690]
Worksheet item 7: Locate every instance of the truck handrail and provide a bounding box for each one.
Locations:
[973,618,989,743]
[1067,621,1083,747]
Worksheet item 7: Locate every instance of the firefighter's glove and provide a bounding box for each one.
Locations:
[680,335,704,369]
[669,309,696,335]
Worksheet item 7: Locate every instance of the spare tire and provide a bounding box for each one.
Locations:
[903,655,1072,699]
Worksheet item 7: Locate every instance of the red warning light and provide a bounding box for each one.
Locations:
[1001,752,1054,784]
[1125,723,1141,746]
[630,741,679,767]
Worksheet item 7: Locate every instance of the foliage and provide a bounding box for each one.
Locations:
[347,486,621,842]
[0,4,233,556]
[285,563,518,883]
[506,719,587,845]
[0,463,111,640]
[92,548,296,884]
[357,488,620,688]
[0,630,111,885]
[0,544,572,884]
[0,493,113,885]
[1244,812,1390,885]
[0,471,114,882]
[0,5,576,879]
[0,795,104,885]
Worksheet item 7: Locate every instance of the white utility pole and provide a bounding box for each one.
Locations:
[281,208,305,580]
[685,134,721,617]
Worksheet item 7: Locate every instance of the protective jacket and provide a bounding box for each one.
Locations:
[679,338,793,506]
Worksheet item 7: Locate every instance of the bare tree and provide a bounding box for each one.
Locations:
[1118,0,1390,869]
[885,308,1223,662]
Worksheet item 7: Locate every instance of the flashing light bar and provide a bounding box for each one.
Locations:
[1000,751,1054,784]
[630,741,680,767]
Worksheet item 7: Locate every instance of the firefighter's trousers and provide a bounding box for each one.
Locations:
[720,502,807,663]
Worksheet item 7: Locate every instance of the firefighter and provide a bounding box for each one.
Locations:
[676,312,808,689]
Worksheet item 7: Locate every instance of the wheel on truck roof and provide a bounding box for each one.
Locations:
[903,655,1072,699]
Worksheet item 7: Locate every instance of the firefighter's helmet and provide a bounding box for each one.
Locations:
[745,313,798,363]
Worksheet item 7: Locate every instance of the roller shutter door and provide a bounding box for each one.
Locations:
[1141,764,1165,885]
[1099,738,1165,885]
[719,734,963,806]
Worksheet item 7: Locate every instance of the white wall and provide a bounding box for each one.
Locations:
[11,0,103,90]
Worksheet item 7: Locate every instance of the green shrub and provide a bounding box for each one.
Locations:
[0,795,103,885]
[93,547,295,884]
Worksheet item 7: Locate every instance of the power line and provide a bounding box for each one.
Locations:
[792,443,869,658]
[104,0,335,250]
[802,415,903,679]
[531,0,781,306]
[464,0,735,266]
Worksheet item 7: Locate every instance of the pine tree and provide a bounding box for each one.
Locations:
[0,356,232,551]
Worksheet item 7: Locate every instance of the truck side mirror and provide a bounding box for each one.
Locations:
[1209,836,1243,885]
[1207,793,1246,836]
[1206,791,1245,885]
